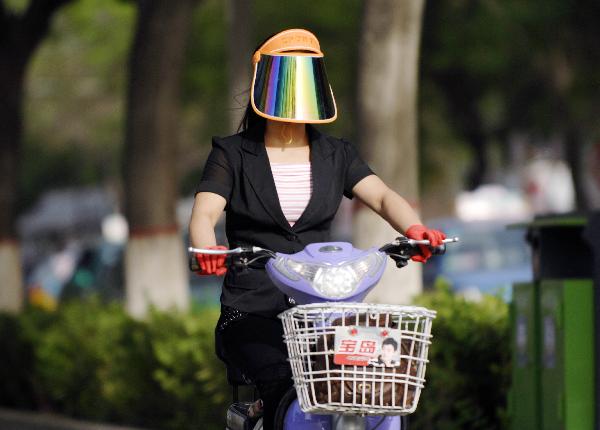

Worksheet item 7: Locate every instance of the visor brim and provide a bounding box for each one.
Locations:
[251,54,337,123]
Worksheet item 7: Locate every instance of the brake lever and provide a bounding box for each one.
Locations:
[379,235,459,266]
[380,237,413,267]
[388,253,410,268]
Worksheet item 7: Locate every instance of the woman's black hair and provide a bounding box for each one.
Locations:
[237,101,265,133]
[237,32,281,133]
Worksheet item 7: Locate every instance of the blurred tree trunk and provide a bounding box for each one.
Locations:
[124,0,197,318]
[435,70,487,190]
[551,50,590,212]
[355,0,425,304]
[0,0,74,312]
[226,0,253,133]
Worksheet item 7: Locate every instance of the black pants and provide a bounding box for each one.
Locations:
[220,314,293,430]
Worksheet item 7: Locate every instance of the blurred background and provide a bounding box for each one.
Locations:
[1,0,599,429]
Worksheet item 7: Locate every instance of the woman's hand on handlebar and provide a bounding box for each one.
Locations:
[195,245,228,276]
[405,224,447,263]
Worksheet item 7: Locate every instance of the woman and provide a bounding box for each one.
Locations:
[189,28,445,430]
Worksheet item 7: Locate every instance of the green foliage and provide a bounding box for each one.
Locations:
[419,78,471,195]
[418,0,600,201]
[144,309,228,428]
[18,0,600,209]
[21,0,134,213]
[411,283,511,430]
[183,0,228,133]
[19,137,105,212]
[1,291,511,429]
[421,0,600,146]
[3,0,28,14]
[0,301,227,430]
[0,313,36,408]
[33,300,140,420]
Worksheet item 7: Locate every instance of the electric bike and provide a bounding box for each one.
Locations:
[189,235,457,430]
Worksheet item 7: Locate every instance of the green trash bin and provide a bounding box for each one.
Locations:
[510,215,596,430]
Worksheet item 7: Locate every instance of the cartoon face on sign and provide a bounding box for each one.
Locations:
[334,327,401,367]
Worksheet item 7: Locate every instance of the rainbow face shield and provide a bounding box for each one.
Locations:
[251,53,337,123]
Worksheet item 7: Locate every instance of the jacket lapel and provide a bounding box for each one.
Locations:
[292,126,335,231]
[241,126,293,232]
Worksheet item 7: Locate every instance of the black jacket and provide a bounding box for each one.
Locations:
[196,124,374,316]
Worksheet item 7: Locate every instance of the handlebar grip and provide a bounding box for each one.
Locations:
[189,252,238,274]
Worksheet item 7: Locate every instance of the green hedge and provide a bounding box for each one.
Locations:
[0,287,509,430]
[0,301,228,430]
[411,284,510,430]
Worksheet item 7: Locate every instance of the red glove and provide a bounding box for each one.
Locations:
[195,245,228,276]
[405,224,446,263]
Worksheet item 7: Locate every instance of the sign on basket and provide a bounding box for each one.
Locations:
[333,326,401,367]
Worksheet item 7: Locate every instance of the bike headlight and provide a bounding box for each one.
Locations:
[273,257,318,281]
[312,266,359,298]
[272,253,385,299]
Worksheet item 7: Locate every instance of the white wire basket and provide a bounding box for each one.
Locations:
[279,302,436,415]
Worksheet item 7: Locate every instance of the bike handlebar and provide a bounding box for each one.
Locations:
[188,236,459,273]
[187,237,459,255]
[187,246,269,255]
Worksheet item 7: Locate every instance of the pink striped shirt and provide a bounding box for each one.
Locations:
[270,162,312,226]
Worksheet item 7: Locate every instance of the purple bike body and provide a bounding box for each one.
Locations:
[266,242,387,305]
[266,241,400,430]
[282,400,400,430]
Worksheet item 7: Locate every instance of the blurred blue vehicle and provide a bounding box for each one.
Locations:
[26,235,222,308]
[423,219,533,301]
[26,240,126,307]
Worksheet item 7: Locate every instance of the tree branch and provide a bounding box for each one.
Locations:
[0,1,9,32]
[18,0,74,57]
